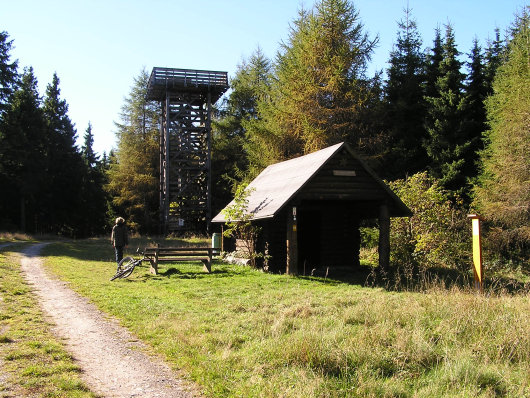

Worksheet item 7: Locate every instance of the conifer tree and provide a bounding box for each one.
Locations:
[474,9,529,256]
[0,67,46,231]
[383,7,427,179]
[484,28,506,94]
[79,122,108,236]
[81,122,98,167]
[42,72,85,234]
[0,31,18,116]
[213,48,272,205]
[245,0,378,171]
[423,24,470,196]
[106,69,159,233]
[461,39,488,183]
[425,27,443,99]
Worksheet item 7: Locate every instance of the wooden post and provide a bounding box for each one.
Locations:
[378,203,390,269]
[286,206,298,275]
[468,214,484,293]
[221,224,224,252]
[150,243,160,275]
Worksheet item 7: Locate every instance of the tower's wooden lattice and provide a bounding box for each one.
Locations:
[147,67,228,234]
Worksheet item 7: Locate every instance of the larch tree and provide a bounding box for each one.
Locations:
[245,0,379,171]
[473,9,529,257]
[106,69,160,233]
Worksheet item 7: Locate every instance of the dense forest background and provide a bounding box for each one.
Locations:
[0,1,528,267]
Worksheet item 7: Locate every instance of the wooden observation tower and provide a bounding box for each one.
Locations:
[147,67,228,234]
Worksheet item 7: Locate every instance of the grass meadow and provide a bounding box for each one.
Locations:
[1,237,529,397]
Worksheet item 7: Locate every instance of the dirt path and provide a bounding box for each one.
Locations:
[19,243,198,398]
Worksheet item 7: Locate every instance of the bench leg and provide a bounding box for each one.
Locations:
[149,259,158,275]
[201,259,211,273]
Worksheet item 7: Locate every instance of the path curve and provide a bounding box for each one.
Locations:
[19,243,197,398]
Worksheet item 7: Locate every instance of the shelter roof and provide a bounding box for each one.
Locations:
[212,142,411,222]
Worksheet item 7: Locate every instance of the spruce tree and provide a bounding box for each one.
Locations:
[0,31,18,116]
[461,39,488,183]
[81,122,98,167]
[383,7,427,179]
[78,122,108,236]
[0,67,46,231]
[425,27,443,99]
[213,48,272,204]
[474,9,529,257]
[423,24,469,196]
[106,69,159,233]
[484,28,506,94]
[42,72,85,235]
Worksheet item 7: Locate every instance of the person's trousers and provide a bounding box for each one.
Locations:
[115,246,124,264]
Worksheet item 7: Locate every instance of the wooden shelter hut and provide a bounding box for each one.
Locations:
[212,142,412,274]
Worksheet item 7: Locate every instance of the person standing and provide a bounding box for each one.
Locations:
[111,217,128,265]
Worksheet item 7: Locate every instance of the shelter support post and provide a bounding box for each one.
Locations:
[378,203,390,269]
[286,206,298,275]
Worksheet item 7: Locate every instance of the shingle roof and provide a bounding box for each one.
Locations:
[212,142,411,222]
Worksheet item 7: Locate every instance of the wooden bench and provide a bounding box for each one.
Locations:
[143,246,214,275]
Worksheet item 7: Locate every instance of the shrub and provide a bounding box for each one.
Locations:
[388,172,470,273]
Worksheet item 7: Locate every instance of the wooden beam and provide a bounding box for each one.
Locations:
[378,203,390,269]
[286,206,298,275]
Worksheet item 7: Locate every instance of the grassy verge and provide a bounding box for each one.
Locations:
[42,238,529,397]
[0,244,95,398]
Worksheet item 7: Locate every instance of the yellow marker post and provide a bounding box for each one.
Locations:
[467,214,483,293]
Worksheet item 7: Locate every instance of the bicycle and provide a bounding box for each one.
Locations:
[110,249,145,281]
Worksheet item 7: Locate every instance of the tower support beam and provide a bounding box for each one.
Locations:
[147,68,228,234]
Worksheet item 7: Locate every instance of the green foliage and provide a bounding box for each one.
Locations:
[383,7,428,179]
[212,48,272,203]
[474,8,530,258]
[424,25,471,197]
[242,0,381,175]
[221,183,262,268]
[0,34,108,237]
[106,69,160,233]
[484,28,506,94]
[41,72,87,235]
[78,122,109,236]
[0,31,18,115]
[0,67,47,232]
[388,172,469,271]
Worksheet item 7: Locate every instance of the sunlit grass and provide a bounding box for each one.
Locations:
[39,239,530,397]
[0,245,95,397]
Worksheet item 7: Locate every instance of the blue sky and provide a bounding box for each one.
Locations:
[2,0,527,155]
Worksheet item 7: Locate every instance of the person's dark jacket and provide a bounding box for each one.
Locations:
[111,222,128,247]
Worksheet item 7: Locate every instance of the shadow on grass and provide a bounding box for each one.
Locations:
[293,263,529,294]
